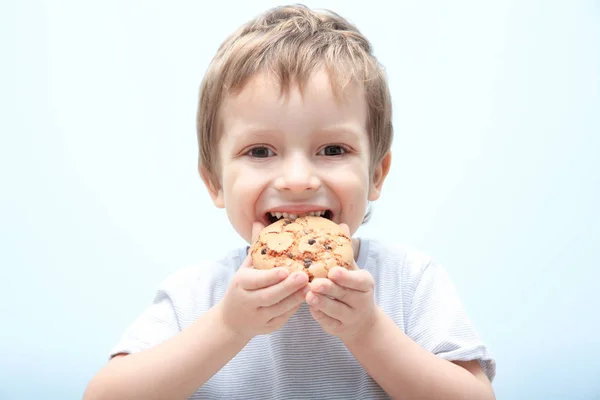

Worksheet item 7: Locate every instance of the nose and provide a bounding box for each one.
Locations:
[274,153,321,192]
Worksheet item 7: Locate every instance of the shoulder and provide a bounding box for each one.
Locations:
[359,238,437,284]
[108,247,247,358]
[356,238,442,328]
[154,247,245,304]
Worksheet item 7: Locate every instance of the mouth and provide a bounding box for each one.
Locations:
[266,209,333,224]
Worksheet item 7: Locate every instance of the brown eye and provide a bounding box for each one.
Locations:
[319,145,346,156]
[248,146,274,158]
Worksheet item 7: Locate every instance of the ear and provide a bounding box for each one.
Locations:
[368,151,392,201]
[199,164,225,208]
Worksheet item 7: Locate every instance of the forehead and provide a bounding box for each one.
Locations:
[218,70,369,141]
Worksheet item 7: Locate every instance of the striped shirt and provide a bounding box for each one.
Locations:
[110,238,496,399]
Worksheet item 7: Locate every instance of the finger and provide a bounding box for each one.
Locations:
[339,223,351,237]
[240,253,253,269]
[337,223,358,271]
[328,267,374,292]
[262,285,309,318]
[267,303,302,327]
[243,222,266,269]
[252,221,265,243]
[306,292,352,321]
[309,306,341,329]
[252,271,309,307]
[309,278,350,304]
[238,267,289,290]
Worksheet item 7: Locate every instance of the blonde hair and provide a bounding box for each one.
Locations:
[197,4,393,180]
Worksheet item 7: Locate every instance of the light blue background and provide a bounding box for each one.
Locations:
[1,1,599,399]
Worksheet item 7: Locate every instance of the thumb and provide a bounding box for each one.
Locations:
[251,221,265,243]
[338,223,358,270]
[242,221,266,270]
[338,222,351,237]
[240,253,253,269]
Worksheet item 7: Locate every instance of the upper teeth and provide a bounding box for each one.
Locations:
[270,211,326,220]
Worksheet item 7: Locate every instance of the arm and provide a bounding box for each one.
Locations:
[343,307,495,400]
[307,262,495,400]
[85,252,310,400]
[83,305,249,400]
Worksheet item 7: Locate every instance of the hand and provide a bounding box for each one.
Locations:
[306,265,377,343]
[216,222,309,340]
[305,223,378,342]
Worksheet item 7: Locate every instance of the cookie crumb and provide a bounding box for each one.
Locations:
[308,239,316,245]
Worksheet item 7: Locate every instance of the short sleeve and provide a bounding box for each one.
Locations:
[108,284,182,359]
[406,261,496,382]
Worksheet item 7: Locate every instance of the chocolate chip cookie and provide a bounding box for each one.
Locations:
[250,216,354,281]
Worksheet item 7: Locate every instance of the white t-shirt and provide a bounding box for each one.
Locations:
[110,238,496,399]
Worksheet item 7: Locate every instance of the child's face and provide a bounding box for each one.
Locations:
[202,70,390,244]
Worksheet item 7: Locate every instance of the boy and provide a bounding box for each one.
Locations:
[84,4,496,399]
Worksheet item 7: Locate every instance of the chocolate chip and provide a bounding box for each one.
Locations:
[288,252,294,258]
[308,239,316,245]
[304,258,312,268]
[284,220,292,225]
[261,248,267,255]
[324,245,332,250]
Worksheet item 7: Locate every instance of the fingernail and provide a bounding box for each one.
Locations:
[294,273,305,283]
[330,270,341,280]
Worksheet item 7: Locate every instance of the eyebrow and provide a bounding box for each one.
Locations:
[315,124,365,143]
[318,124,363,136]
[229,123,365,142]
[229,127,279,142]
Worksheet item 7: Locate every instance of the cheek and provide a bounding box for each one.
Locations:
[220,170,261,243]
[325,166,370,218]
[327,164,370,194]
[221,166,266,209]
